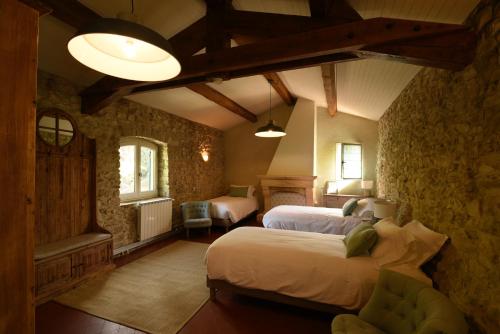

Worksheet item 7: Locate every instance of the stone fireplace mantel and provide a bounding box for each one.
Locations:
[258,175,317,213]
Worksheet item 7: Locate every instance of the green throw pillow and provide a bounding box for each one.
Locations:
[342,198,359,216]
[229,186,248,197]
[344,222,378,258]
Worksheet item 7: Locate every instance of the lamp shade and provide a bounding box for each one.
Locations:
[373,200,397,219]
[361,180,374,190]
[68,18,181,81]
[255,120,286,138]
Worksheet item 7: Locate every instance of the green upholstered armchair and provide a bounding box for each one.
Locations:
[332,269,468,334]
[180,201,212,238]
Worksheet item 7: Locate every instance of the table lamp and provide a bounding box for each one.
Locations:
[361,180,374,197]
[374,200,398,220]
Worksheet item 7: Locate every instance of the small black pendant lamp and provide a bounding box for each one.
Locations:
[255,79,286,138]
[67,0,181,81]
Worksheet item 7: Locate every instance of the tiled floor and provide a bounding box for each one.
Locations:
[36,217,333,334]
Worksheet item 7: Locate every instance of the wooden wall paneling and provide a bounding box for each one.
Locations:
[0,0,39,332]
[35,156,48,246]
[79,158,91,235]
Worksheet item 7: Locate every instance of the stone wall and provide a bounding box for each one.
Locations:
[377,2,499,333]
[37,71,225,249]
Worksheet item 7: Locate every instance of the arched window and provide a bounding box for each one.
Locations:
[119,137,158,201]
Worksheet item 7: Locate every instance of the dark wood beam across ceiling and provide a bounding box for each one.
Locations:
[311,0,362,117]
[308,0,362,22]
[90,17,473,96]
[321,64,337,116]
[35,0,99,29]
[130,52,357,94]
[187,83,257,122]
[262,73,296,106]
[39,0,476,116]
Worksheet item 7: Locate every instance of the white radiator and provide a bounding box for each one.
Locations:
[138,199,172,241]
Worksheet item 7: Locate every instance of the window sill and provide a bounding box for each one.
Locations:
[120,197,173,207]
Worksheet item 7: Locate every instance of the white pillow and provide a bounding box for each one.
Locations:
[402,220,448,267]
[371,218,417,266]
[230,184,255,198]
[352,198,375,217]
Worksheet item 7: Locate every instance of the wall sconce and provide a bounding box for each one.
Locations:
[200,149,209,162]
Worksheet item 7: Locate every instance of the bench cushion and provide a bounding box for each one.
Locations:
[35,233,112,260]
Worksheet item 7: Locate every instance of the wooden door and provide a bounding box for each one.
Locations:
[35,110,96,246]
[0,0,39,332]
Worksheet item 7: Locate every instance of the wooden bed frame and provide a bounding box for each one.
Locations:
[212,210,258,232]
[207,277,356,314]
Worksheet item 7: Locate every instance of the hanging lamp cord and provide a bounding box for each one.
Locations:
[131,0,135,14]
[268,79,272,120]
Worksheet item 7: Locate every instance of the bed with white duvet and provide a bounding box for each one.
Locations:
[208,185,259,231]
[209,195,258,223]
[206,219,446,311]
[262,205,364,235]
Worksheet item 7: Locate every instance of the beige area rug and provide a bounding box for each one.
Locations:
[56,240,210,334]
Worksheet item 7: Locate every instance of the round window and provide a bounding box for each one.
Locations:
[38,110,75,147]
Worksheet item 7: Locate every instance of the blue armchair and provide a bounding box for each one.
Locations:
[180,201,212,238]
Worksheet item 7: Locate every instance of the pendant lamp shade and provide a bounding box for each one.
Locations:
[255,120,286,137]
[255,80,287,138]
[68,18,181,81]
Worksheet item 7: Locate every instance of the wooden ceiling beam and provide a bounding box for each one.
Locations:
[321,64,337,116]
[262,73,296,106]
[223,9,330,39]
[309,0,362,22]
[358,29,476,70]
[96,18,473,96]
[36,0,100,30]
[131,53,357,94]
[310,0,361,117]
[232,35,296,106]
[169,17,208,58]
[205,0,232,52]
[187,83,257,122]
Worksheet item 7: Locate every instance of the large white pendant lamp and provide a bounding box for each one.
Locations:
[255,80,286,138]
[67,1,181,81]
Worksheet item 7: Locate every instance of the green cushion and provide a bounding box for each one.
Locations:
[342,198,359,216]
[229,186,248,197]
[343,222,378,258]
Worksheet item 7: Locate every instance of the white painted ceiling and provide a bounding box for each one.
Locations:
[38,0,479,129]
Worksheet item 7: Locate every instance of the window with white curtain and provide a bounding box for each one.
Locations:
[119,137,158,201]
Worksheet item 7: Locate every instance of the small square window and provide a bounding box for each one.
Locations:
[340,143,362,179]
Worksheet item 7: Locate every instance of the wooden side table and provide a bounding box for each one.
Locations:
[323,194,362,208]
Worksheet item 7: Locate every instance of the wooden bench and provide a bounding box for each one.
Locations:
[35,233,114,304]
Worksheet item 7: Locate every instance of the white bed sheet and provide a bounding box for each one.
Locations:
[209,196,258,223]
[263,205,363,235]
[206,227,430,310]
